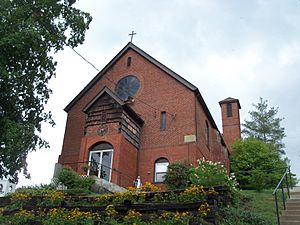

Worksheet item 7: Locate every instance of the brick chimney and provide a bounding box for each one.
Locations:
[219,97,241,151]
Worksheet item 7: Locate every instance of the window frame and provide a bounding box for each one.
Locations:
[205,120,209,147]
[160,111,166,131]
[154,158,169,183]
[87,142,114,182]
[127,57,132,66]
[226,103,232,117]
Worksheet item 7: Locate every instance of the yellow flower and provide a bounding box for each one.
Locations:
[96,193,113,202]
[181,185,205,196]
[15,209,35,219]
[174,211,190,221]
[105,204,118,218]
[139,182,159,192]
[45,191,64,203]
[160,211,173,219]
[207,187,218,195]
[127,187,136,191]
[198,202,211,217]
[124,209,142,221]
[11,192,31,202]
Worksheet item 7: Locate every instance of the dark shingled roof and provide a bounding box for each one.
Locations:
[219,97,241,109]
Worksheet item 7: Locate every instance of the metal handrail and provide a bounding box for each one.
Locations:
[88,161,135,181]
[272,167,291,225]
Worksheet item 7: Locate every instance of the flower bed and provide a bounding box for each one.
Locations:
[0,185,230,224]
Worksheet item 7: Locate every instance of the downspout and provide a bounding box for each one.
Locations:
[136,144,140,179]
[194,94,198,143]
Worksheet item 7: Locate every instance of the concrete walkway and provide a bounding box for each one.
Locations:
[280,187,300,225]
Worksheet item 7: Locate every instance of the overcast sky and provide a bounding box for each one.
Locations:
[18,0,300,186]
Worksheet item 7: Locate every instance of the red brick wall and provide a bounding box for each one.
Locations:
[58,47,231,187]
[71,125,138,187]
[59,49,196,163]
[220,101,241,151]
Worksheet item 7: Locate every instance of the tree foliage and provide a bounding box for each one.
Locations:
[242,98,285,154]
[0,0,92,182]
[230,138,288,190]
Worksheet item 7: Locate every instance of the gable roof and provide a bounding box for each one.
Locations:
[83,86,124,112]
[219,97,241,109]
[83,86,144,126]
[64,42,199,112]
[64,42,218,130]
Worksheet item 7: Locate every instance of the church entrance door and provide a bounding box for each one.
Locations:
[88,150,113,182]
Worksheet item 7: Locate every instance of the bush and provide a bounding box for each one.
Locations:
[164,161,191,190]
[249,170,267,191]
[12,183,56,196]
[57,168,95,191]
[219,207,272,225]
[189,159,237,192]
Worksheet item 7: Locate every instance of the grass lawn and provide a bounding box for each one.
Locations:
[240,190,276,224]
[218,188,289,225]
[238,189,286,225]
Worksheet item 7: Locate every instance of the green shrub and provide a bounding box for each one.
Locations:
[219,207,272,225]
[189,159,237,191]
[14,183,56,195]
[249,170,267,191]
[57,168,95,190]
[164,161,191,190]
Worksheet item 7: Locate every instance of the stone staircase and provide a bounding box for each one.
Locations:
[92,176,127,194]
[280,187,300,225]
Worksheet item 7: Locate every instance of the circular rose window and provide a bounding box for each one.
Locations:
[115,75,140,101]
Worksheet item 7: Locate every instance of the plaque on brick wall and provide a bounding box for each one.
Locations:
[184,134,196,143]
[97,124,108,136]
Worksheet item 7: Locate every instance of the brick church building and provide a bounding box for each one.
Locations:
[57,42,241,188]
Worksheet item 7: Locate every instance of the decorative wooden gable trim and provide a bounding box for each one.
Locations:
[83,87,143,149]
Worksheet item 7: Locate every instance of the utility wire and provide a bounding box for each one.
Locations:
[69,45,176,118]
[69,47,100,72]
[41,21,176,121]
[103,76,176,118]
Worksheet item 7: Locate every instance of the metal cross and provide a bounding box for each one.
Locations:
[128,31,137,42]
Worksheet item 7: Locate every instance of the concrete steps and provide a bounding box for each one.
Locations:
[92,177,127,194]
[280,187,300,225]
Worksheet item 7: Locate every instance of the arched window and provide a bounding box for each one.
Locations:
[88,142,113,182]
[92,142,113,151]
[154,158,169,183]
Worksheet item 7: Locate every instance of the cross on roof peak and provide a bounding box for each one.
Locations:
[128,31,137,43]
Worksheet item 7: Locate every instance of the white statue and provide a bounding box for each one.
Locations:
[134,176,142,189]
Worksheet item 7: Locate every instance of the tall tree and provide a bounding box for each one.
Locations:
[230,138,289,191]
[0,0,92,182]
[242,98,285,154]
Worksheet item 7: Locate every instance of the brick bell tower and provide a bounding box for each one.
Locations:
[219,97,241,151]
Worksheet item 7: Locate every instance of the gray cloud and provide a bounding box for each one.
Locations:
[18,0,300,186]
